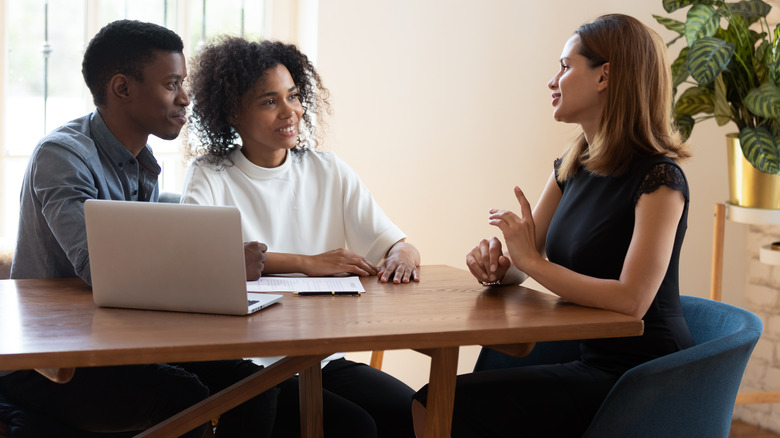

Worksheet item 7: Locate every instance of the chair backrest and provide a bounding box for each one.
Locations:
[474,295,763,438]
[158,192,181,204]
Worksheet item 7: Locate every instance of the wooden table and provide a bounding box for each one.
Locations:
[0,265,643,437]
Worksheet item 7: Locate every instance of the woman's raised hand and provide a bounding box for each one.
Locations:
[487,187,542,274]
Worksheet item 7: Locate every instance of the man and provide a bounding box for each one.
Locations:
[1,20,275,437]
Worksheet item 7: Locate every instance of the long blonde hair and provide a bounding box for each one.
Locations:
[557,14,689,181]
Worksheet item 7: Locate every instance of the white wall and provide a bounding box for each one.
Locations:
[317,0,748,390]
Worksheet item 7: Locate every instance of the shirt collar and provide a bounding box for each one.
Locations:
[233,148,291,179]
[89,109,161,176]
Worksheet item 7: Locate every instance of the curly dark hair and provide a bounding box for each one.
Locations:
[188,37,330,166]
[82,20,183,107]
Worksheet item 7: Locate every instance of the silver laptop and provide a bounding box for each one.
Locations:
[84,200,282,315]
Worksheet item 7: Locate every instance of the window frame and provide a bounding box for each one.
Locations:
[0,0,319,251]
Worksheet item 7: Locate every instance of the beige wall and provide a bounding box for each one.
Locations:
[317,1,749,390]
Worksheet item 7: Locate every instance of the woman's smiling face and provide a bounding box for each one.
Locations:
[547,35,608,138]
[233,64,304,168]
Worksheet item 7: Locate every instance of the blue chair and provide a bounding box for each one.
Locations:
[473,295,763,438]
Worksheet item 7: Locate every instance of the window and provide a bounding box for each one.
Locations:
[0,0,317,251]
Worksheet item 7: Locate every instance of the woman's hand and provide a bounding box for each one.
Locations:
[378,241,421,283]
[466,237,512,283]
[488,187,544,273]
[302,248,379,277]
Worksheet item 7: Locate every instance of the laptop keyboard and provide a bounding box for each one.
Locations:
[248,300,259,306]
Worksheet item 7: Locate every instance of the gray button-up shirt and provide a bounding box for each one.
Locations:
[10,110,160,285]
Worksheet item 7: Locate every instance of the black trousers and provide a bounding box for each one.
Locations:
[413,361,620,438]
[271,358,416,438]
[0,360,277,438]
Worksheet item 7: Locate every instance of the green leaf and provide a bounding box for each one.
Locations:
[674,86,715,116]
[749,29,768,47]
[772,24,780,87]
[740,127,780,174]
[671,47,690,91]
[744,82,780,118]
[729,0,771,19]
[654,15,686,35]
[687,37,735,86]
[663,0,696,13]
[757,39,771,65]
[685,4,720,46]
[674,114,695,141]
[718,17,741,48]
[714,74,732,125]
[756,40,771,84]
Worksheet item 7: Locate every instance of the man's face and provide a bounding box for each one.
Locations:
[125,50,189,141]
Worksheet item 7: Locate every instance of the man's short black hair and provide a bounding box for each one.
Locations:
[82,19,184,107]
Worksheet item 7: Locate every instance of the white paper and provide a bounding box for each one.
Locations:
[247,276,366,293]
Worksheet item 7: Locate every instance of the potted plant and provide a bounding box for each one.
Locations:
[653,0,780,209]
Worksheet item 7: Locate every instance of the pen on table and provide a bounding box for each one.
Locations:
[294,291,363,296]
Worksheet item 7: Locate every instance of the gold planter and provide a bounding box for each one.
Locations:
[727,133,780,209]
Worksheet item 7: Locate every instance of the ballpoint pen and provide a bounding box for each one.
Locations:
[293,291,363,296]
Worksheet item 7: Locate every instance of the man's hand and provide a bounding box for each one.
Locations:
[244,241,268,281]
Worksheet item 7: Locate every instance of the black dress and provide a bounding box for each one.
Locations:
[548,155,694,374]
[413,156,694,438]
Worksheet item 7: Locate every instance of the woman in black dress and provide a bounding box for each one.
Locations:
[412,14,693,438]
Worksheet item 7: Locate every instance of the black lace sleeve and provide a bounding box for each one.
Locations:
[633,162,688,206]
[553,158,564,191]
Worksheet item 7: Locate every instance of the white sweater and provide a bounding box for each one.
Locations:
[182,148,405,266]
[182,148,406,367]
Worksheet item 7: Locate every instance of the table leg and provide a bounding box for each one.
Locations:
[35,367,75,383]
[135,355,327,438]
[421,347,459,438]
[711,203,726,301]
[369,350,385,369]
[299,362,324,438]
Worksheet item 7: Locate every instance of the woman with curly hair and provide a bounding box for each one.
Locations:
[185,36,420,283]
[182,36,418,438]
